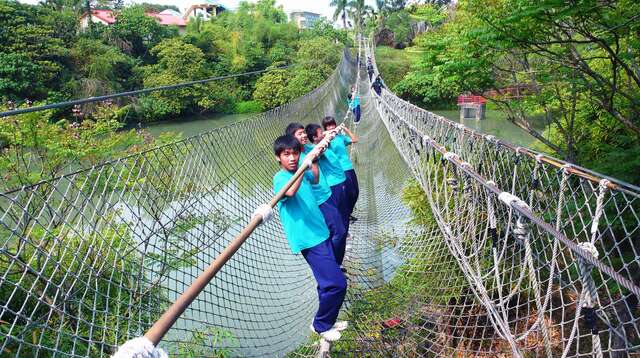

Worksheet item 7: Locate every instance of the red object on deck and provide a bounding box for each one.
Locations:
[457,95,486,105]
[382,318,403,328]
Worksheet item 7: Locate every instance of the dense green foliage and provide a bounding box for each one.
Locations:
[374,46,420,89]
[379,1,640,184]
[253,37,342,108]
[0,0,346,121]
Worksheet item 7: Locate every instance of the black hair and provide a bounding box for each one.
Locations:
[305,124,323,143]
[285,122,305,136]
[322,116,337,130]
[273,135,301,156]
[347,93,352,100]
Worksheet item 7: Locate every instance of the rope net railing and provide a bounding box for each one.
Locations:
[0,50,363,357]
[0,34,638,358]
[357,38,639,357]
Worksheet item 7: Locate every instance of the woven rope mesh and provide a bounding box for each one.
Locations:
[1,39,639,357]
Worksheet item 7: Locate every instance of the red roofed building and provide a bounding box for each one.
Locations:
[80,9,116,28]
[80,9,187,33]
[148,10,187,27]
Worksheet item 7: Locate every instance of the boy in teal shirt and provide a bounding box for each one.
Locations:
[285,123,347,265]
[305,123,351,265]
[272,134,347,341]
[322,116,359,222]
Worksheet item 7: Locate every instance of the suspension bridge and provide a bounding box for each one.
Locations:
[0,37,638,357]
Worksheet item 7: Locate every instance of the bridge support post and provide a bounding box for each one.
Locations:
[458,102,486,120]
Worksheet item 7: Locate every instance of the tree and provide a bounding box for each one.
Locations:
[255,0,287,23]
[252,68,290,109]
[348,0,373,32]
[138,38,239,119]
[69,38,138,98]
[395,0,640,182]
[330,0,349,29]
[468,0,640,137]
[107,5,176,59]
[0,1,75,101]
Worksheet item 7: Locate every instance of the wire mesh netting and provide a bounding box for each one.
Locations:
[1,37,639,358]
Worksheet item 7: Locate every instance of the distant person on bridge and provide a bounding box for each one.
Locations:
[272,134,348,342]
[367,63,374,81]
[321,116,359,225]
[347,90,361,123]
[372,76,385,96]
[285,123,347,266]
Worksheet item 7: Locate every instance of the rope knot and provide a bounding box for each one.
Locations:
[498,192,530,210]
[443,152,459,162]
[577,242,599,260]
[422,135,431,147]
[598,178,611,191]
[253,204,273,224]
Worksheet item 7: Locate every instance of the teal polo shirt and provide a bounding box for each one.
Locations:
[304,144,346,187]
[273,169,329,253]
[329,134,353,171]
[299,148,332,205]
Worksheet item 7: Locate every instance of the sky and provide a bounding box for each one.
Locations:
[18,0,379,22]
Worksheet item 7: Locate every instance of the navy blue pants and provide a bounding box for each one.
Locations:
[330,182,350,263]
[302,239,347,333]
[319,200,346,265]
[352,105,361,123]
[344,169,359,216]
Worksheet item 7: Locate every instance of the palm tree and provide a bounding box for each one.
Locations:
[347,0,373,32]
[330,0,349,29]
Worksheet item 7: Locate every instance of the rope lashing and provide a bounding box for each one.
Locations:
[577,241,601,335]
[498,192,530,210]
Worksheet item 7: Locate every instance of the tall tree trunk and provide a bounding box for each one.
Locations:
[85,0,94,35]
[342,10,347,29]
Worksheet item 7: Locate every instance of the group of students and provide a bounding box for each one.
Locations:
[272,115,359,342]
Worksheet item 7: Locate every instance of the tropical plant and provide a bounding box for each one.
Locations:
[330,0,349,29]
[347,0,374,32]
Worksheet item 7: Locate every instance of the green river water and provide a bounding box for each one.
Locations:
[145,109,545,150]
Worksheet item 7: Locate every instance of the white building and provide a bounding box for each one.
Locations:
[183,0,226,21]
[289,11,321,29]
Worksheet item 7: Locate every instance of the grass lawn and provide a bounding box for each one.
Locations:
[374,46,421,89]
